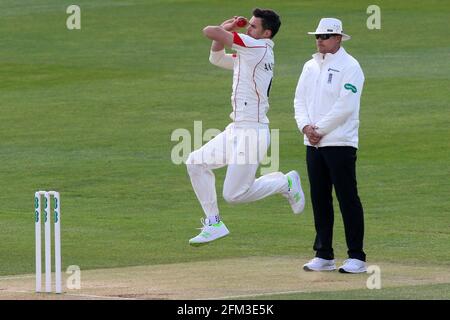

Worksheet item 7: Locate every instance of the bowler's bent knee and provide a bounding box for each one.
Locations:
[223,188,249,204]
[186,151,203,177]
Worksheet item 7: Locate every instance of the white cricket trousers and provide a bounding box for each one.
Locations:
[186,122,288,216]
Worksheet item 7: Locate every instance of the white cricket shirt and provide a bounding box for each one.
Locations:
[230,33,274,124]
[209,33,275,124]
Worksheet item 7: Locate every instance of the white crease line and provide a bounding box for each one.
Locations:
[64,293,139,300]
[0,275,34,280]
[0,289,138,300]
[202,289,309,300]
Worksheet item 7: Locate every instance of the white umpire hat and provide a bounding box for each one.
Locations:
[308,18,351,41]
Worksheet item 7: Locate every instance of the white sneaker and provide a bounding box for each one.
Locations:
[303,257,336,271]
[189,218,230,246]
[338,259,367,273]
[284,171,305,214]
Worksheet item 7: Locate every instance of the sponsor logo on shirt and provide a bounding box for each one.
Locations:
[327,73,333,84]
[344,83,357,93]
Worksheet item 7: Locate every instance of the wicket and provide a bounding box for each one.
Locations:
[35,191,61,294]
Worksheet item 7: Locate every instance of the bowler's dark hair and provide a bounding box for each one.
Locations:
[252,8,281,38]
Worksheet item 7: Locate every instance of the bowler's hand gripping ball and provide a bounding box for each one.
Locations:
[236,17,248,28]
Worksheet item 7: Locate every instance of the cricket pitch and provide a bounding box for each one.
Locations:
[1,256,449,300]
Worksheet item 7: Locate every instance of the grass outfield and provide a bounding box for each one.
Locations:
[245,283,450,300]
[0,0,448,299]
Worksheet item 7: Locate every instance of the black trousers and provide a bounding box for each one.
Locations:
[306,146,366,261]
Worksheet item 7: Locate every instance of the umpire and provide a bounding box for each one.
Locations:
[294,18,367,273]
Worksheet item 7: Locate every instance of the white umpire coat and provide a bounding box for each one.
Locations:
[294,46,364,148]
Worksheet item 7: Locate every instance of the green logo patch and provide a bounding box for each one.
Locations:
[344,83,357,93]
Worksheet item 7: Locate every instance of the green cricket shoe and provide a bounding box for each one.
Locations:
[189,218,230,246]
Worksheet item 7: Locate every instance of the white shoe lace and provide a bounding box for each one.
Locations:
[309,257,334,265]
[197,218,211,231]
[307,257,320,265]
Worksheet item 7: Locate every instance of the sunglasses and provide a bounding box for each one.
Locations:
[315,34,336,40]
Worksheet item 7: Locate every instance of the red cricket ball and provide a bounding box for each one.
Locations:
[236,17,247,28]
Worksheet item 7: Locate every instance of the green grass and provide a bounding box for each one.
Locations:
[0,0,449,299]
[243,283,450,300]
